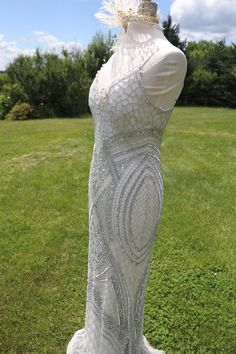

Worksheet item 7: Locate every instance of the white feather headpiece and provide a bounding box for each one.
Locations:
[95,0,161,30]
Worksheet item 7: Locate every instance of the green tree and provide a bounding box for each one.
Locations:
[5,48,92,117]
[182,39,236,107]
[162,14,187,52]
[83,30,116,79]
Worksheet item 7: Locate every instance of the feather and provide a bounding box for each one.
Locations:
[95,0,140,28]
[95,0,161,52]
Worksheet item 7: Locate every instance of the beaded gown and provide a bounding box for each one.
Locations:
[67,44,185,354]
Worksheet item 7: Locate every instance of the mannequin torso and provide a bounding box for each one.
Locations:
[96,21,187,110]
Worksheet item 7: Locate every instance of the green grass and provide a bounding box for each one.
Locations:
[0,107,236,354]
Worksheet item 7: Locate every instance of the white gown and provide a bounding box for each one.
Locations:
[67,23,187,354]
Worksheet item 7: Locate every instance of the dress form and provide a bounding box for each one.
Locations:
[97,21,187,110]
[66,9,188,354]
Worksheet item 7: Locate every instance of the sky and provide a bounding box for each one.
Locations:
[0,0,236,70]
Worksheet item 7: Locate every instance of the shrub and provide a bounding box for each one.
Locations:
[6,101,34,121]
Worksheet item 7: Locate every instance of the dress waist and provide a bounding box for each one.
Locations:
[94,127,163,152]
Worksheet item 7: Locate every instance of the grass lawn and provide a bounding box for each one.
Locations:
[0,107,236,354]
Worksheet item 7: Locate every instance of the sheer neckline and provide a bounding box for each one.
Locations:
[94,44,160,96]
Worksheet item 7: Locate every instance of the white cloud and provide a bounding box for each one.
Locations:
[170,0,236,42]
[0,32,83,71]
[0,34,35,71]
[34,31,82,51]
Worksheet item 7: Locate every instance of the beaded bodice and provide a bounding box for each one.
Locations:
[88,47,176,151]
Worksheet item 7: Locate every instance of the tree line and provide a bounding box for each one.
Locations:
[0,15,235,120]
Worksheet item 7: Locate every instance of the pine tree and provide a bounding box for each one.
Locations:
[162,14,187,52]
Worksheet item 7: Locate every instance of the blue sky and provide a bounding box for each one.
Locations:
[0,0,172,48]
[1,0,235,70]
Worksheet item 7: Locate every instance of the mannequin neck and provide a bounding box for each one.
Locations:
[124,21,165,44]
